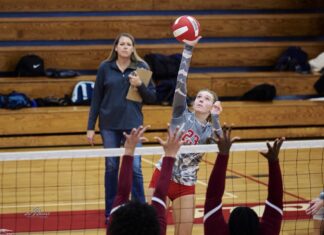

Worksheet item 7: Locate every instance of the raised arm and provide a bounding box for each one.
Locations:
[259,137,285,235]
[172,38,200,118]
[211,101,223,137]
[204,126,239,235]
[153,125,184,235]
[172,44,193,117]
[109,126,149,214]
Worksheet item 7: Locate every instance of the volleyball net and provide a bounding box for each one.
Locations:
[0,139,323,234]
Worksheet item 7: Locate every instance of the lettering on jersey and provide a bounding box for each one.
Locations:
[182,129,200,145]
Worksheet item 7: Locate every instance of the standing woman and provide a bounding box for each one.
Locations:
[148,37,223,235]
[87,33,156,221]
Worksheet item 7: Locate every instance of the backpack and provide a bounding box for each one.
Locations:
[34,95,71,107]
[274,46,310,74]
[314,74,324,94]
[240,84,277,101]
[71,81,95,105]
[0,95,6,108]
[156,80,177,105]
[144,53,181,81]
[0,91,31,109]
[45,68,80,78]
[15,54,45,77]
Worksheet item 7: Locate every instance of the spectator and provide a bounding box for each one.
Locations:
[87,32,156,221]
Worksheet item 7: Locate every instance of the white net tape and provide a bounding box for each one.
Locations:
[0,139,324,161]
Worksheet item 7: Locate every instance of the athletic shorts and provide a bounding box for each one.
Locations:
[149,168,195,201]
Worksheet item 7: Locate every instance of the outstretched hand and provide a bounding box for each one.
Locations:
[123,125,149,156]
[260,137,285,162]
[154,124,185,157]
[305,197,324,216]
[211,101,223,115]
[209,125,240,155]
[184,36,202,47]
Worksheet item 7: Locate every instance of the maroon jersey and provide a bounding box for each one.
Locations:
[108,155,175,235]
[204,153,283,235]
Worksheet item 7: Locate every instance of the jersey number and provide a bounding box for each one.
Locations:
[182,129,199,145]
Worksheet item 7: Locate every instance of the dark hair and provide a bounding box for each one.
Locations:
[108,200,160,235]
[228,207,260,235]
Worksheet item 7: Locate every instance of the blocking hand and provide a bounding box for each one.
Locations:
[209,125,240,155]
[260,137,285,162]
[124,125,149,156]
[155,124,185,157]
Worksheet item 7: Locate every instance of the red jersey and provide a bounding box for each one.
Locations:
[108,155,175,235]
[204,153,283,235]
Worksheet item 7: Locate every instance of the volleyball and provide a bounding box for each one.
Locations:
[172,15,200,43]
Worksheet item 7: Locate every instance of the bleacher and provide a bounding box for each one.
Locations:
[0,0,324,149]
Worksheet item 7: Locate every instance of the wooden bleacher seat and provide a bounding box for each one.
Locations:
[0,76,96,98]
[1,0,323,150]
[1,41,324,72]
[1,100,324,148]
[187,72,321,97]
[0,0,322,12]
[1,13,323,41]
[0,72,320,99]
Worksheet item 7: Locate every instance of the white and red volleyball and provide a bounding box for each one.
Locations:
[171,15,200,43]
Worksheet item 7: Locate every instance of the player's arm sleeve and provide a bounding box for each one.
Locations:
[172,44,193,118]
[204,153,229,234]
[87,66,104,130]
[110,155,133,215]
[152,156,175,235]
[260,160,283,235]
[211,113,223,137]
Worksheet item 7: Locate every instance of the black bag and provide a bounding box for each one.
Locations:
[45,68,79,78]
[34,96,71,107]
[314,74,324,94]
[274,46,311,74]
[241,84,277,101]
[144,53,181,81]
[156,80,176,105]
[15,54,45,77]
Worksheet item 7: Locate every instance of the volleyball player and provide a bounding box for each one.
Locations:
[147,37,223,235]
[204,126,284,235]
[107,125,185,235]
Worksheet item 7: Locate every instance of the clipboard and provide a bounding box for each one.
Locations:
[126,68,152,102]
